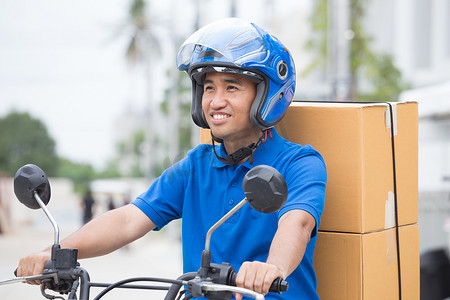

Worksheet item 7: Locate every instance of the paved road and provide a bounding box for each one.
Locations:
[0,224,183,300]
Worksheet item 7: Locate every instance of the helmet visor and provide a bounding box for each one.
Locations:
[190,65,264,84]
[176,18,268,71]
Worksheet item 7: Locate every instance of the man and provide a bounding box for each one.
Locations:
[17,18,326,299]
[81,189,95,224]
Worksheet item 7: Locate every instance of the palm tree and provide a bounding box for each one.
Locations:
[124,0,162,178]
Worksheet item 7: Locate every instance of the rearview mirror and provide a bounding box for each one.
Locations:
[242,165,287,213]
[14,164,51,209]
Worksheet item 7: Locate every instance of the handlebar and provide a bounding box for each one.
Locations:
[5,262,288,300]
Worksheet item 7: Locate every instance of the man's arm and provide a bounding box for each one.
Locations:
[17,204,155,283]
[235,209,315,298]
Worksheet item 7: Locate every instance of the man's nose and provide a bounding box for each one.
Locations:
[210,91,227,108]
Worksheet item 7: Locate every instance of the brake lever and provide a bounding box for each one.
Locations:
[201,282,265,300]
[0,273,58,286]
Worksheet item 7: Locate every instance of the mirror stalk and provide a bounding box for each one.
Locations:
[199,198,248,282]
[34,191,60,246]
[204,198,248,253]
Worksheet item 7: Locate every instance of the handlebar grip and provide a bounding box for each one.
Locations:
[230,273,288,294]
[14,259,52,277]
[268,277,289,294]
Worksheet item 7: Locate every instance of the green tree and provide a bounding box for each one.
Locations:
[107,128,146,178]
[125,0,152,65]
[160,72,192,154]
[303,0,409,101]
[0,111,59,176]
[57,158,97,194]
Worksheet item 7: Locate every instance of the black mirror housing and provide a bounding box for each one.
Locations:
[242,165,287,214]
[14,164,51,209]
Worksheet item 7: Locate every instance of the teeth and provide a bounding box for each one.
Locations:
[213,114,229,120]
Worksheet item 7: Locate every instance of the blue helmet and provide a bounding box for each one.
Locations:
[176,18,296,130]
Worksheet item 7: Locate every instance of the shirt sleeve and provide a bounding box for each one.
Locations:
[132,156,191,230]
[277,145,327,238]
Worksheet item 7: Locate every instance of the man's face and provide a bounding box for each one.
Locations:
[201,72,260,144]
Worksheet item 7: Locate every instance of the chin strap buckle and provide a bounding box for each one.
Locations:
[211,129,270,165]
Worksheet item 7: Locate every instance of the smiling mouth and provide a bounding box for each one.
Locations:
[211,113,230,120]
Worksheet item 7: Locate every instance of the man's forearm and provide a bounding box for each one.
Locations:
[266,210,315,279]
[59,204,155,259]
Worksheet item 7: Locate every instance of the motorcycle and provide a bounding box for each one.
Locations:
[0,164,288,300]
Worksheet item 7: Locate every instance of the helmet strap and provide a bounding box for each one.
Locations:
[211,130,268,165]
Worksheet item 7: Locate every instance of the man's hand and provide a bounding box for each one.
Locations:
[233,210,315,299]
[234,261,285,300]
[17,250,51,285]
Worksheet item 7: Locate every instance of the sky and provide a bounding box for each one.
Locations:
[0,0,137,169]
[0,0,311,169]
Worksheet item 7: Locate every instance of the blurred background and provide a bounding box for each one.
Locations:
[1,0,450,299]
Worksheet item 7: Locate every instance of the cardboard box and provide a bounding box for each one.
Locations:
[200,128,211,144]
[313,224,420,300]
[274,101,418,233]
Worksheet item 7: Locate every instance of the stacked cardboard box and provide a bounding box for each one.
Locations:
[200,101,419,299]
[275,102,418,233]
[313,224,419,299]
[275,102,419,300]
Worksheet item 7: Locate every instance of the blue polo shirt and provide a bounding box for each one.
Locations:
[133,128,326,300]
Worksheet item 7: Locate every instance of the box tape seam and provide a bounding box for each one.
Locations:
[385,191,395,229]
[386,229,397,265]
[385,103,398,136]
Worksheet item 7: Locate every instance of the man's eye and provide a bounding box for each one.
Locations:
[204,86,214,92]
[227,85,238,90]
